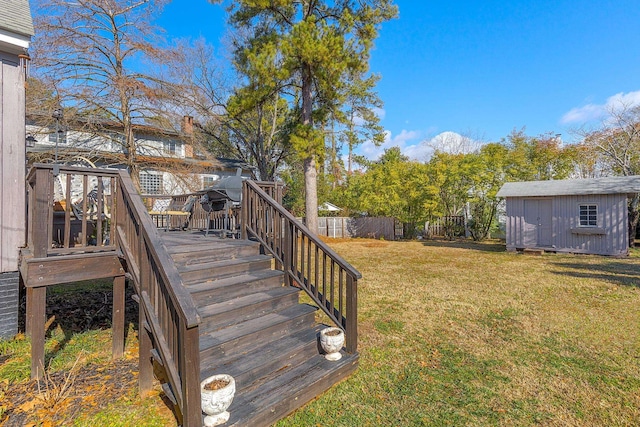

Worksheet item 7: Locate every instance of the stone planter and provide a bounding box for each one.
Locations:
[201,374,235,426]
[320,327,345,361]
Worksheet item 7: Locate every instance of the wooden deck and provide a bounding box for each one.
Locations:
[22,165,361,426]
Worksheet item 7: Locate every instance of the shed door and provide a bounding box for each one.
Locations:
[524,199,552,247]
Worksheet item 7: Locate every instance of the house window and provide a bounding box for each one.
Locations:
[49,130,67,145]
[164,139,179,155]
[579,204,597,227]
[140,172,163,195]
[108,132,124,151]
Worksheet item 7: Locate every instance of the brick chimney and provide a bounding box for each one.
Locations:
[182,116,194,158]
[181,115,194,136]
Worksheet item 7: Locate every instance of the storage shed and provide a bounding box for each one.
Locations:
[496,176,640,256]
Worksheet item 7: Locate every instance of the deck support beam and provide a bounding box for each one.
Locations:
[112,275,126,359]
[26,286,46,380]
[139,308,153,397]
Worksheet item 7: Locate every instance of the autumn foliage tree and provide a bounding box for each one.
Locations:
[581,102,640,245]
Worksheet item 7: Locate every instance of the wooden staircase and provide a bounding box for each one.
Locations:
[161,233,359,426]
[23,165,360,426]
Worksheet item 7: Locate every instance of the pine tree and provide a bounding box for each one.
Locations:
[213,0,397,232]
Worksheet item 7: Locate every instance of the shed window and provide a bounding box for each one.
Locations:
[579,204,597,227]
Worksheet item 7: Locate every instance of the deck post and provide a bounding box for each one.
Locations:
[31,168,52,257]
[26,286,46,380]
[112,275,126,359]
[241,184,248,240]
[180,324,201,427]
[283,221,293,287]
[138,305,153,397]
[345,275,358,354]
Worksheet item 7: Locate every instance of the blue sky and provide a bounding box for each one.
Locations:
[157,0,640,161]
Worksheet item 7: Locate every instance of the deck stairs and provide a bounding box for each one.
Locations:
[158,233,359,426]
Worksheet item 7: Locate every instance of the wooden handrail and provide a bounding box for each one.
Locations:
[242,180,361,353]
[115,170,201,426]
[116,172,200,326]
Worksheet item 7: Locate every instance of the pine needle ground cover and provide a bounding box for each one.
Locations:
[1,240,639,426]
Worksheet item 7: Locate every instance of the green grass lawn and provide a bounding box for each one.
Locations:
[2,239,640,426]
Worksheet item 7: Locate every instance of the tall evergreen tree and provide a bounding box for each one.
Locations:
[212,0,397,232]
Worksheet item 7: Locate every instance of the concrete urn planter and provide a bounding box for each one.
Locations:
[320,327,345,361]
[201,374,235,426]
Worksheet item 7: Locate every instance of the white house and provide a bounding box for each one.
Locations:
[26,114,252,195]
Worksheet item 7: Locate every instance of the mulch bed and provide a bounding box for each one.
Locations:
[1,359,138,426]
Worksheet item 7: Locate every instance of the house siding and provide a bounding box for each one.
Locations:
[0,51,26,273]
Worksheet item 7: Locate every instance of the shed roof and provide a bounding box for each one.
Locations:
[0,0,34,37]
[496,176,640,198]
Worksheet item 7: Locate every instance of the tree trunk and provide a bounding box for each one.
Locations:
[301,63,318,233]
[304,155,318,233]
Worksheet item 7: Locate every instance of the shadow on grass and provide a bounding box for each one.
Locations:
[18,279,139,365]
[549,261,640,288]
[420,238,507,253]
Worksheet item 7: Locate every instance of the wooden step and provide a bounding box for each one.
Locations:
[200,325,322,392]
[199,304,317,363]
[168,240,261,266]
[178,255,273,284]
[198,286,301,332]
[188,270,284,304]
[225,353,359,427]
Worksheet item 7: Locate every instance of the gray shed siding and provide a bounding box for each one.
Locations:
[0,51,27,272]
[505,194,629,256]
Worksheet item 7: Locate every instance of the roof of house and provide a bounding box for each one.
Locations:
[497,176,640,198]
[0,0,34,37]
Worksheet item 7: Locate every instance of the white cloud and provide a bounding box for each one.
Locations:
[427,131,481,155]
[357,129,422,161]
[373,107,386,120]
[355,130,480,163]
[562,90,640,124]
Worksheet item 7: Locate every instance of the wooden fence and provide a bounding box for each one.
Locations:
[317,217,401,240]
[425,215,466,238]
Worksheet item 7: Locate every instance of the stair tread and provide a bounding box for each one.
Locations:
[199,304,317,351]
[176,254,272,274]
[200,324,322,383]
[226,353,359,427]
[187,269,283,293]
[198,286,299,318]
[164,238,258,254]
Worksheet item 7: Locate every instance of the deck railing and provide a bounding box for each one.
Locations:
[26,164,118,256]
[115,171,201,427]
[242,180,361,353]
[25,165,201,426]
